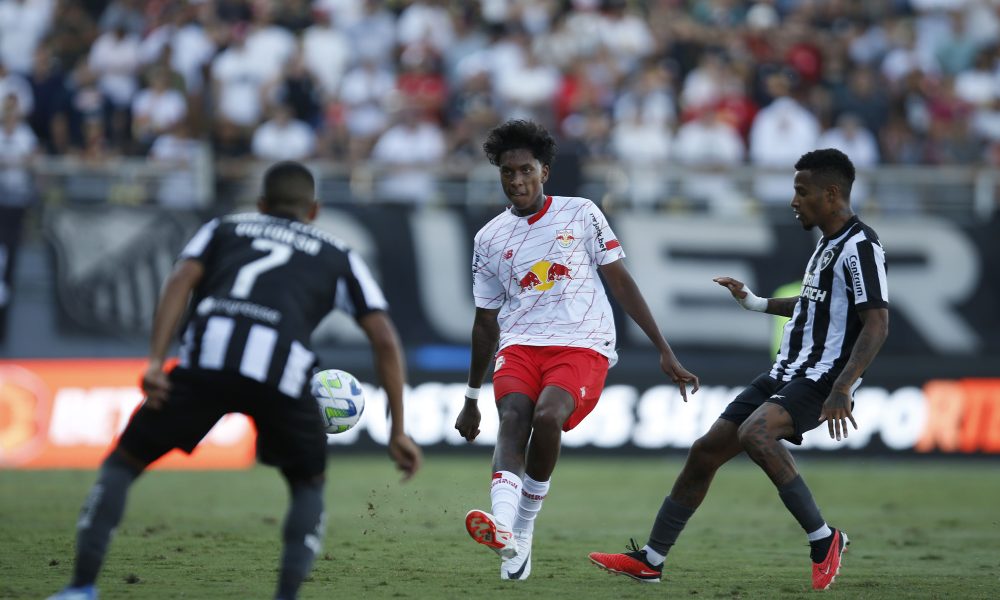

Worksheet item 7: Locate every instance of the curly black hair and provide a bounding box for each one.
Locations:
[794,148,856,196]
[482,119,557,167]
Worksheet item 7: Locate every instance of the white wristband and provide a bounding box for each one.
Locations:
[465,385,481,399]
[737,287,768,312]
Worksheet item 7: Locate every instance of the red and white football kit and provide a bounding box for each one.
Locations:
[472,195,626,430]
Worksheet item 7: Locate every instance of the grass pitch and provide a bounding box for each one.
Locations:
[2,454,998,599]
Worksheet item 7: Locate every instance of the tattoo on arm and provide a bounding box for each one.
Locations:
[832,316,887,391]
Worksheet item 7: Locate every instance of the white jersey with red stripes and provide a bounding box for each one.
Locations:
[472,195,625,365]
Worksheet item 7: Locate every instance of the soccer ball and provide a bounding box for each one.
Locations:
[311,369,366,434]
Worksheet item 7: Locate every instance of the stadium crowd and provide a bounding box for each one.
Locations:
[2,0,1000,208]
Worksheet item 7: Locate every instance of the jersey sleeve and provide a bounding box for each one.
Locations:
[842,240,888,310]
[584,202,626,266]
[335,250,390,318]
[472,230,504,309]
[178,218,220,262]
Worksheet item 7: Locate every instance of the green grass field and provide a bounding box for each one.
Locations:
[2,454,998,599]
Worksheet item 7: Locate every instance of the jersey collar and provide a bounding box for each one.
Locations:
[525,195,552,225]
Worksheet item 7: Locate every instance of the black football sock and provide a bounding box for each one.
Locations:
[777,475,830,561]
[646,497,695,557]
[72,453,142,587]
[275,479,325,600]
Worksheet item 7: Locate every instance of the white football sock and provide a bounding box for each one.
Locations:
[513,476,550,534]
[807,523,832,542]
[642,545,665,566]
[490,471,521,529]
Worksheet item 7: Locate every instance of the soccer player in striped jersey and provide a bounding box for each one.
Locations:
[49,161,422,600]
[455,119,699,580]
[589,148,889,590]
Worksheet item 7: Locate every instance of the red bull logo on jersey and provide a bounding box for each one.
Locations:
[556,229,575,248]
[517,260,572,293]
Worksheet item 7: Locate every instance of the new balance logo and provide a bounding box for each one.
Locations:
[770,394,785,400]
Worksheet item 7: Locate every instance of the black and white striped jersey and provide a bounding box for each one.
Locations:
[771,216,888,383]
[175,212,388,398]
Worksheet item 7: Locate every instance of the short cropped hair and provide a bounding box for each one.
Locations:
[261,161,315,213]
[794,149,856,197]
[483,119,557,167]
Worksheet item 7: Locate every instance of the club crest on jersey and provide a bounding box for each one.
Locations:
[819,248,836,270]
[556,229,575,248]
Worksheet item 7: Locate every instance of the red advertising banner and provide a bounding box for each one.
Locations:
[0,359,256,470]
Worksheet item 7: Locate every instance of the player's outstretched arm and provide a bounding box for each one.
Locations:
[358,310,423,480]
[713,276,798,317]
[455,307,500,442]
[599,260,699,400]
[143,258,204,408]
[819,307,889,440]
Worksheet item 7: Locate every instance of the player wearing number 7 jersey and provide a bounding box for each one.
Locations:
[48,161,422,600]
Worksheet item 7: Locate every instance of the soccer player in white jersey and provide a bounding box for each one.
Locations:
[454,119,699,580]
[589,149,890,591]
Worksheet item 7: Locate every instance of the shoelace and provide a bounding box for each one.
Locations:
[625,537,645,558]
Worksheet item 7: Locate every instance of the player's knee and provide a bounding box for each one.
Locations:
[531,405,566,433]
[736,420,758,450]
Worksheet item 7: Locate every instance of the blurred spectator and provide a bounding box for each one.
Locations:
[396,0,454,59]
[88,22,141,144]
[396,50,447,123]
[609,109,672,208]
[27,46,70,154]
[46,0,98,71]
[211,25,268,128]
[749,71,820,205]
[613,62,676,129]
[131,68,188,146]
[673,104,747,216]
[935,11,980,75]
[369,105,446,204]
[338,54,395,162]
[245,1,296,80]
[149,120,207,209]
[831,66,890,137]
[0,94,37,207]
[596,0,655,73]
[345,0,395,67]
[0,63,34,117]
[251,103,316,161]
[271,50,322,128]
[817,113,880,206]
[98,0,144,36]
[138,4,217,94]
[0,0,55,74]
[494,37,560,123]
[302,6,351,100]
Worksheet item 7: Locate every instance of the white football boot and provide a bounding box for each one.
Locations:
[500,530,533,580]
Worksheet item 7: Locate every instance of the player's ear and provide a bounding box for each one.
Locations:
[257,197,267,213]
[541,163,550,184]
[307,200,319,222]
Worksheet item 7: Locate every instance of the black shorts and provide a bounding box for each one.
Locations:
[719,373,837,445]
[117,367,327,478]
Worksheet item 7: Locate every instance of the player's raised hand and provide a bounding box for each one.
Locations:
[660,353,699,402]
[818,389,857,441]
[388,432,422,481]
[454,401,482,442]
[140,364,171,409]
[713,276,750,298]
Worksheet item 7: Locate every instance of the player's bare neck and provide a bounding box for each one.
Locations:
[512,195,545,217]
[820,208,855,238]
